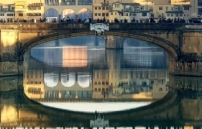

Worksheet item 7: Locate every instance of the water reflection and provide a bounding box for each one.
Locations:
[0,76,202,127]
[23,37,170,112]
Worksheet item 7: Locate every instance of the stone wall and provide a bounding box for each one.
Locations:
[0,23,201,76]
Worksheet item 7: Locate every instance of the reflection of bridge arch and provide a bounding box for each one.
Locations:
[78,8,92,21]
[44,73,59,88]
[61,73,76,87]
[44,72,91,88]
[3,87,202,127]
[78,73,91,88]
[61,9,76,20]
[44,8,59,22]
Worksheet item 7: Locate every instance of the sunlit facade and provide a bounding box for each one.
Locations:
[14,1,44,21]
[93,0,109,21]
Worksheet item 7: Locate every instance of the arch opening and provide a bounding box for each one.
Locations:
[61,9,76,20]
[77,8,92,21]
[45,8,59,22]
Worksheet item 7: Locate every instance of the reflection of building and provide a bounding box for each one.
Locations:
[28,38,169,101]
[93,69,169,100]
[63,46,87,67]
[23,69,44,99]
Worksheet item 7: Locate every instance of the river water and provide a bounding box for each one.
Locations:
[0,36,201,128]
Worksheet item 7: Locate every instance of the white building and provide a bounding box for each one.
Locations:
[0,4,15,22]
[109,2,151,23]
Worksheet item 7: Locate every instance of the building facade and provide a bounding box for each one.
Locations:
[44,0,93,22]
[0,3,15,22]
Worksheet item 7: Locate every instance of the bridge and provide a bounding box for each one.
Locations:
[0,75,202,128]
[0,23,202,76]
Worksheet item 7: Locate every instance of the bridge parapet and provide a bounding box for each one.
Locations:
[0,23,202,76]
[0,23,195,30]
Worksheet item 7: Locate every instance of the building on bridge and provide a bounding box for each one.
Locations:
[44,0,93,22]
[108,1,151,23]
[14,1,44,21]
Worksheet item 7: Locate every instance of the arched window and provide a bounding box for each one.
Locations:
[61,73,76,87]
[62,9,76,20]
[78,8,92,21]
[78,72,92,88]
[44,73,59,87]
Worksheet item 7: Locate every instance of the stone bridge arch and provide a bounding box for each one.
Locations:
[19,31,179,60]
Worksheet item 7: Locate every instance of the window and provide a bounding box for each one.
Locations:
[102,13,105,16]
[106,13,109,16]
[198,8,202,15]
[166,6,168,10]
[167,13,170,16]
[198,0,202,6]
[78,0,92,5]
[171,7,174,10]
[95,7,97,10]
[142,13,147,16]
[19,13,23,16]
[0,14,4,16]
[159,6,163,10]
[45,0,59,5]
[7,13,14,16]
[94,13,97,16]
[115,4,120,8]
[102,7,105,10]
[184,7,189,10]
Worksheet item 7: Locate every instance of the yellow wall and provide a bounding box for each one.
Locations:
[0,0,44,4]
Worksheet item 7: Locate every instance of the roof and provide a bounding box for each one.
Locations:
[122,3,140,6]
[166,11,183,13]
[28,3,43,7]
[147,0,171,5]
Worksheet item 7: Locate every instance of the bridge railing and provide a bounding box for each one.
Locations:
[0,23,201,30]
